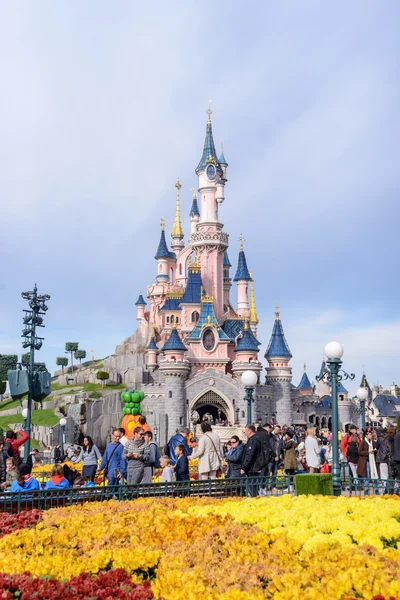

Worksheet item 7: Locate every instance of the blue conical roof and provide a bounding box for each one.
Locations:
[337,381,348,394]
[147,337,158,351]
[219,151,228,166]
[265,317,292,358]
[135,293,146,306]
[196,116,222,175]
[235,328,260,353]
[297,371,312,390]
[233,250,251,281]
[181,268,203,304]
[155,229,176,260]
[223,251,231,267]
[161,328,187,352]
[189,197,200,217]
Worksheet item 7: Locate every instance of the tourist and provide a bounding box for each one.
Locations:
[10,463,40,493]
[174,443,189,481]
[358,430,378,480]
[225,435,244,478]
[51,444,62,463]
[98,428,126,486]
[4,429,29,466]
[70,448,82,464]
[165,427,192,466]
[160,456,174,482]
[141,431,159,484]
[45,464,70,489]
[138,415,152,433]
[347,434,359,478]
[341,425,359,459]
[118,428,128,447]
[0,438,6,486]
[268,425,283,477]
[376,425,396,481]
[240,425,265,496]
[189,422,223,480]
[0,457,19,491]
[123,427,146,485]
[283,432,297,477]
[305,427,321,473]
[77,436,102,482]
[27,448,41,469]
[394,426,400,480]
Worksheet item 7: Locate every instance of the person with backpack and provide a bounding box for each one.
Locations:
[98,428,126,486]
[240,425,265,496]
[164,427,192,466]
[141,431,160,483]
[4,429,29,466]
[123,427,146,485]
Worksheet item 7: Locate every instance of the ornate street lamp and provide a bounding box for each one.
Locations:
[21,407,28,432]
[241,371,258,425]
[235,407,240,425]
[59,418,67,455]
[356,387,368,430]
[316,341,354,497]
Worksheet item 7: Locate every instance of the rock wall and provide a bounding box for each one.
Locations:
[85,392,123,450]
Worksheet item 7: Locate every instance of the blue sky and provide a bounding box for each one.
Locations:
[0,1,399,393]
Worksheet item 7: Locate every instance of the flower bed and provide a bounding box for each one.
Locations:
[0,510,42,538]
[0,496,399,599]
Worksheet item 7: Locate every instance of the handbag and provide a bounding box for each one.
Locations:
[320,462,330,473]
[205,434,223,477]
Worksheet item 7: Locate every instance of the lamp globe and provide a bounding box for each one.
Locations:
[324,341,344,360]
[241,370,258,387]
[59,418,67,427]
[356,387,368,401]
[21,408,28,419]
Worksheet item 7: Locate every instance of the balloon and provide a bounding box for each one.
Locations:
[131,392,140,403]
[132,407,139,415]
[138,391,145,401]
[121,392,131,403]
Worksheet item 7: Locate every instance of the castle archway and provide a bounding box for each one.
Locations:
[190,387,234,425]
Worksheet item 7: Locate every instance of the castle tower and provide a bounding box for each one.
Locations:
[297,364,313,396]
[231,320,262,380]
[189,189,200,236]
[233,236,251,317]
[135,293,147,337]
[223,251,232,314]
[159,324,190,436]
[265,306,293,426]
[171,179,185,254]
[191,105,228,320]
[146,335,159,371]
[155,218,176,283]
[249,269,259,335]
[317,359,331,397]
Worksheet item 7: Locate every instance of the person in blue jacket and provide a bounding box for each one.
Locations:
[10,463,40,493]
[45,464,70,489]
[98,429,127,485]
[166,427,192,466]
[174,444,189,481]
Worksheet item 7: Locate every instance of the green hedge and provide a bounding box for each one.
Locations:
[295,473,333,496]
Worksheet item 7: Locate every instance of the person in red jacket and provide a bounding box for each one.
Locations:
[4,429,29,465]
[341,425,360,458]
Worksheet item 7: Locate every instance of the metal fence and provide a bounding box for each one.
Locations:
[347,477,400,496]
[0,475,294,514]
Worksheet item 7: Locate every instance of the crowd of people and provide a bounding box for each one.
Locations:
[1,418,399,495]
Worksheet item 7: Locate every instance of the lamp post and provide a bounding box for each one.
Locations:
[59,418,67,455]
[21,408,28,432]
[153,425,158,441]
[356,387,368,430]
[241,371,258,425]
[316,341,354,497]
[20,284,50,460]
[235,407,240,425]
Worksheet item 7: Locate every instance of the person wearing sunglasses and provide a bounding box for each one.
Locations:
[123,427,146,485]
[225,435,244,478]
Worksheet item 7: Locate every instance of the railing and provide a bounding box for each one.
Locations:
[0,475,294,514]
[347,477,400,496]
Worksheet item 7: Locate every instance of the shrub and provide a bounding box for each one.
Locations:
[295,473,333,496]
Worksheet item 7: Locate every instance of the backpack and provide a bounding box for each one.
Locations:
[150,442,161,469]
[162,442,170,457]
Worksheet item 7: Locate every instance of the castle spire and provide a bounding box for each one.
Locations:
[265,308,292,359]
[171,179,184,237]
[195,102,222,175]
[233,236,251,282]
[249,269,259,325]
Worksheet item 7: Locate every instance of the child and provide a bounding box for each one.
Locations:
[0,457,19,491]
[73,476,96,488]
[160,456,175,482]
[174,444,189,481]
[45,464,70,489]
[10,463,40,492]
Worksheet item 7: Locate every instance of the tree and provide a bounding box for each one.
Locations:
[21,353,30,366]
[56,356,69,374]
[74,350,86,368]
[96,371,109,388]
[0,354,18,396]
[65,343,79,380]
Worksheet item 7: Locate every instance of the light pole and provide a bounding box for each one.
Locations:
[356,387,368,431]
[20,284,50,460]
[316,341,354,497]
[241,371,258,425]
[235,407,240,425]
[59,418,67,455]
[21,408,28,432]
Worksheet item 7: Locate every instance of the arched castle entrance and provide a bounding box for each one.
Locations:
[190,388,234,425]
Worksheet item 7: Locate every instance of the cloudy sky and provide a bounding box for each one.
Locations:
[0,1,399,394]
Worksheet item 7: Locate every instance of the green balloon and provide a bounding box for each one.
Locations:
[122,407,127,415]
[138,391,145,401]
[131,392,140,403]
[132,407,139,415]
[121,392,131,403]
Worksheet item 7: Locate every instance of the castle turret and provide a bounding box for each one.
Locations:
[317,359,331,397]
[265,306,293,426]
[189,189,200,236]
[135,293,146,321]
[155,218,176,283]
[297,364,313,396]
[232,320,262,381]
[159,324,190,436]
[146,335,159,371]
[223,251,232,314]
[171,179,184,254]
[218,143,228,181]
[249,269,259,335]
[233,236,251,317]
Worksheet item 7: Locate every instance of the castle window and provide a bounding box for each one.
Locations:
[191,310,200,323]
[166,316,170,324]
[180,416,183,425]
[241,410,245,418]
[168,391,172,398]
[176,317,179,324]
[179,263,182,275]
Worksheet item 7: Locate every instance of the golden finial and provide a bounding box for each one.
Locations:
[239,234,245,251]
[249,270,259,324]
[171,315,177,329]
[90,349,95,361]
[171,178,184,237]
[275,304,280,320]
[244,319,249,331]
[188,253,201,271]
[304,363,307,372]
[160,217,165,231]
[206,98,212,123]
[190,187,197,199]
[221,142,224,154]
